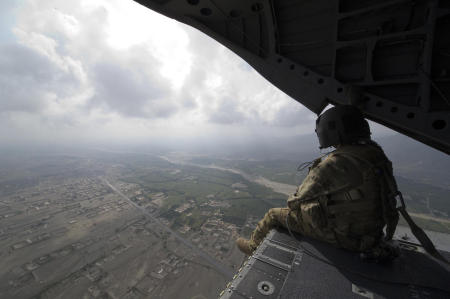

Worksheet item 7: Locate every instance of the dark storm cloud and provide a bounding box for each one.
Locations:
[180,94,197,109]
[88,43,181,117]
[0,43,81,113]
[208,97,245,124]
[273,103,316,127]
[91,60,171,118]
[5,1,183,122]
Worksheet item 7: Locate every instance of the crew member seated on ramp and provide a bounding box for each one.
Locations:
[236,105,400,260]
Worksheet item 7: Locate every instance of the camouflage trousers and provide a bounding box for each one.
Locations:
[249,207,337,248]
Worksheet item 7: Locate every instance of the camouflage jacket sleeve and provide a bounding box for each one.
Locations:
[287,152,363,210]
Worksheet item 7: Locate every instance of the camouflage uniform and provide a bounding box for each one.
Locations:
[242,143,398,253]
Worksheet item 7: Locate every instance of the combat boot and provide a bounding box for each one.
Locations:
[236,237,257,255]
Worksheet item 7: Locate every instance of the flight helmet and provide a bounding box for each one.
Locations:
[315,105,371,149]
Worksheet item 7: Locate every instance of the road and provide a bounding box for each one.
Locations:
[101,178,234,279]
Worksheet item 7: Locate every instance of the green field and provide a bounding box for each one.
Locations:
[120,161,287,230]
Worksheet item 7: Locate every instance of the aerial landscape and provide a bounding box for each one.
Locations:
[1,0,449,298]
[0,137,449,298]
[0,147,288,298]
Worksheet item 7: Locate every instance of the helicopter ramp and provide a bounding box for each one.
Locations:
[220,228,450,299]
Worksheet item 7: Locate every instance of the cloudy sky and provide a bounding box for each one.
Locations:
[0,0,394,149]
